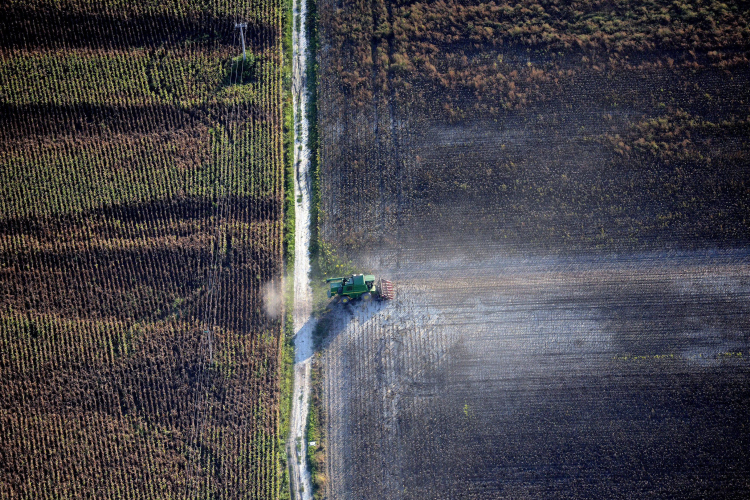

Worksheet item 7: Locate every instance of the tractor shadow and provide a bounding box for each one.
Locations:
[294,317,317,363]
[313,298,392,352]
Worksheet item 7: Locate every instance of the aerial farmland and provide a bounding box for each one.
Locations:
[1,1,287,498]
[313,0,750,498]
[1,0,749,499]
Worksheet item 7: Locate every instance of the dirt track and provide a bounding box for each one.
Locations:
[323,249,750,499]
[288,0,315,496]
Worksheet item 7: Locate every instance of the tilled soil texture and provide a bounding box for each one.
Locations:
[316,0,750,497]
[323,253,750,499]
[0,1,285,499]
[317,0,750,261]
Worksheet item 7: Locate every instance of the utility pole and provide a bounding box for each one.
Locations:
[235,23,248,61]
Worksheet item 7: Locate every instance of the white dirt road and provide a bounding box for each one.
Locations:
[288,0,315,497]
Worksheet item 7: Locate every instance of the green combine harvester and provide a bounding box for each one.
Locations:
[326,274,394,303]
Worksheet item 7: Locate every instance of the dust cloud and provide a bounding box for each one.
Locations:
[323,250,750,499]
[263,279,283,318]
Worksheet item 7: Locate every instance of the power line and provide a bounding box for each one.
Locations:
[183,18,247,497]
[235,23,248,62]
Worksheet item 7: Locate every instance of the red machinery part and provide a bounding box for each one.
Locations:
[379,279,394,300]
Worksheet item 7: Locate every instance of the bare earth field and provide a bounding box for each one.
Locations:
[317,0,750,257]
[312,0,750,497]
[322,250,750,498]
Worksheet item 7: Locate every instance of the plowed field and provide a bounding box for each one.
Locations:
[315,0,750,497]
[323,253,750,498]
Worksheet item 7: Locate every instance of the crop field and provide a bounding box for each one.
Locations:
[323,253,750,498]
[317,0,750,258]
[314,0,750,498]
[0,1,286,499]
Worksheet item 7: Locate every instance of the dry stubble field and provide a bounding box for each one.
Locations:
[322,253,750,498]
[313,0,750,498]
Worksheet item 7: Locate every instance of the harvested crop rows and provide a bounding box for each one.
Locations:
[0,1,285,499]
[315,0,750,498]
[323,254,750,498]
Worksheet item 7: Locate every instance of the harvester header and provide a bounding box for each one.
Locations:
[326,274,394,302]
